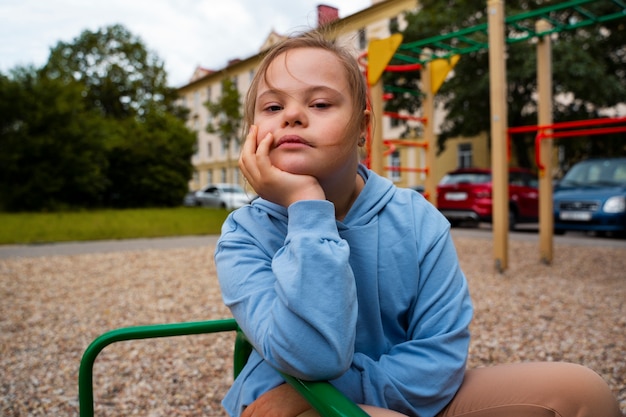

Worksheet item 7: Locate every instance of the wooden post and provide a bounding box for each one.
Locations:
[421,57,436,205]
[488,0,509,272]
[537,19,554,265]
[370,80,385,176]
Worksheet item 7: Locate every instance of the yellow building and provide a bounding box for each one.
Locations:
[177,0,489,193]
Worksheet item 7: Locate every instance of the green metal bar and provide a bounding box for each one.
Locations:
[79,319,238,417]
[233,328,253,378]
[280,373,370,417]
[399,22,489,51]
[79,318,371,417]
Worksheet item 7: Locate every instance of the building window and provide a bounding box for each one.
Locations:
[358,28,367,50]
[389,17,399,33]
[458,143,473,168]
[221,168,227,183]
[206,86,211,101]
[233,168,240,185]
[207,142,213,158]
[389,150,401,181]
[194,91,200,110]
[207,170,213,185]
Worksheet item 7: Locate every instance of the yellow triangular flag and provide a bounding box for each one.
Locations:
[367,34,403,86]
[429,55,460,94]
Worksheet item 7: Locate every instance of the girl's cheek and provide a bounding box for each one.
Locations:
[256,126,271,146]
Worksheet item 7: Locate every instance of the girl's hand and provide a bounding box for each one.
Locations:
[239,125,325,207]
[241,383,311,417]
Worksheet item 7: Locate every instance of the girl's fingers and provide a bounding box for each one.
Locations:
[241,125,258,158]
[240,125,260,180]
[255,132,273,171]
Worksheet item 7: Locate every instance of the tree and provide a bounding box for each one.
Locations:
[205,78,242,183]
[39,24,195,208]
[387,0,626,169]
[42,24,180,120]
[0,66,110,211]
[0,24,195,211]
[104,112,196,208]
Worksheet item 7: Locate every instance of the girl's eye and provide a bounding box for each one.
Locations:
[311,102,331,109]
[264,105,282,112]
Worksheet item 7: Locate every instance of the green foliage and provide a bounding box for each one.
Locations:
[0,67,110,211]
[204,77,242,183]
[0,24,195,211]
[105,112,195,208]
[42,24,178,119]
[205,78,242,143]
[388,0,626,168]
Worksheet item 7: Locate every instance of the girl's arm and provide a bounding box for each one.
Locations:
[216,200,359,380]
[331,225,473,417]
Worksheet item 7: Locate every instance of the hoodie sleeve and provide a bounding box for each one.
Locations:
[215,199,358,380]
[330,202,473,417]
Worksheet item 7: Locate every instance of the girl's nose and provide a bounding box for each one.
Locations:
[281,104,307,128]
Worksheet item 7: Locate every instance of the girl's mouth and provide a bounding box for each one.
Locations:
[276,135,311,148]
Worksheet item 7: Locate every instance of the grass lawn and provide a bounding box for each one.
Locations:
[0,207,230,245]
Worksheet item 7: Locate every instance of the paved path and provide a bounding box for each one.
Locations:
[0,235,220,259]
[1,227,624,259]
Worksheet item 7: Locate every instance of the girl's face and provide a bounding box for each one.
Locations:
[253,47,364,183]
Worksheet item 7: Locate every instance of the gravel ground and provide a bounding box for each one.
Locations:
[1,237,624,416]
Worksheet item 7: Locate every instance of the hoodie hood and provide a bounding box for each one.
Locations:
[248,164,397,227]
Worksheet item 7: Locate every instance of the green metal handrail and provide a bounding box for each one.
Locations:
[78,318,368,417]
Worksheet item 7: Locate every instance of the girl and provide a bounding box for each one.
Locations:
[214,31,621,417]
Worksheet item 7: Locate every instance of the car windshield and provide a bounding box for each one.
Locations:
[439,172,491,185]
[560,159,626,187]
[219,185,245,193]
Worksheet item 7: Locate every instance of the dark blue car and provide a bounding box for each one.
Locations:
[553,157,626,236]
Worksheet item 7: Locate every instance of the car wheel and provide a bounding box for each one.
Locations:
[508,208,518,231]
[554,228,565,235]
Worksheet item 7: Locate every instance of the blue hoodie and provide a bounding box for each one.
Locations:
[215,165,473,417]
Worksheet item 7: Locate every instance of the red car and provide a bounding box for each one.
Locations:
[436,167,539,230]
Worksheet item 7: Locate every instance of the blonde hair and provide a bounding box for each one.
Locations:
[243,30,369,141]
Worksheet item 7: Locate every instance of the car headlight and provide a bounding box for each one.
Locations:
[603,196,626,213]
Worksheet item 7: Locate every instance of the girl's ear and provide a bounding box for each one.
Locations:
[360,109,371,137]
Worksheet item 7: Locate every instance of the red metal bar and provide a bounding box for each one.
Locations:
[509,117,626,134]
[384,139,428,148]
[385,63,422,72]
[535,125,626,171]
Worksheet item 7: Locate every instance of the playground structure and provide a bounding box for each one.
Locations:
[362,0,626,271]
[79,2,626,416]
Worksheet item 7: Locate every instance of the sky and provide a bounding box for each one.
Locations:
[0,0,372,87]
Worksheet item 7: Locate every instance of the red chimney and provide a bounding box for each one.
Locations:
[318,4,339,27]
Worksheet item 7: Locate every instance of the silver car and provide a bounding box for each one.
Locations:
[193,183,253,210]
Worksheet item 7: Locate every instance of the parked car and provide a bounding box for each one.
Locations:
[436,167,539,230]
[186,183,254,210]
[553,157,626,236]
